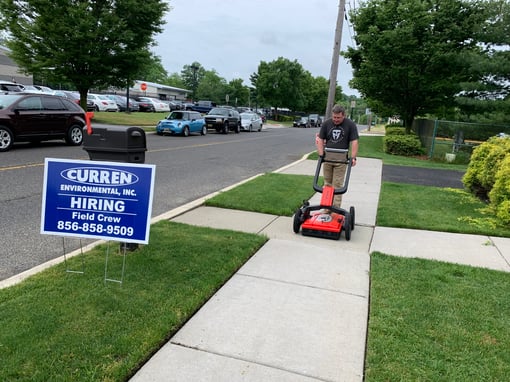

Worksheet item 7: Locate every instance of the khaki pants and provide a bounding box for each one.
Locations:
[323,152,347,208]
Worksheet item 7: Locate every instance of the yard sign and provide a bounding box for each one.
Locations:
[41,158,156,244]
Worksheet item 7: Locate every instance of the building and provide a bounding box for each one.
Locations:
[0,46,33,84]
[129,80,190,101]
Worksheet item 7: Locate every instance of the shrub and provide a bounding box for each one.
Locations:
[462,137,510,199]
[383,134,424,156]
[385,126,406,136]
[489,155,510,225]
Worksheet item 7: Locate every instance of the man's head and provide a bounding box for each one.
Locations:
[331,104,346,125]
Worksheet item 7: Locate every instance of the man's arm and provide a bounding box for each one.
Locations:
[350,139,359,166]
[315,133,325,156]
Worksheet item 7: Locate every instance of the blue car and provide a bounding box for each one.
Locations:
[156,110,206,136]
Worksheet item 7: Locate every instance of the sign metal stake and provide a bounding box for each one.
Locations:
[104,241,127,285]
[63,237,85,274]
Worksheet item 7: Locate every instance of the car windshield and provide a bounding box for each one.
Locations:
[209,108,229,116]
[241,113,254,120]
[168,112,184,120]
[0,94,23,109]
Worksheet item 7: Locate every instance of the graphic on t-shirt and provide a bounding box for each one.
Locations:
[331,127,345,143]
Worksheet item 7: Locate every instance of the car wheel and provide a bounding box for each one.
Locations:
[182,126,190,137]
[235,123,240,134]
[258,124,262,132]
[201,125,207,135]
[0,125,14,152]
[65,125,83,146]
[94,105,99,112]
[222,122,229,134]
[249,124,253,132]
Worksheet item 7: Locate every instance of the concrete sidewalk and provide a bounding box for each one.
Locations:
[130,157,510,382]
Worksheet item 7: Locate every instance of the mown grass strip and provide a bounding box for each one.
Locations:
[0,221,266,381]
[205,172,316,216]
[366,253,510,381]
[377,182,510,237]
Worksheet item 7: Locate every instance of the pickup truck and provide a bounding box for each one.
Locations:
[190,100,216,113]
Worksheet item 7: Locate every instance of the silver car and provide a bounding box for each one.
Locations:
[240,112,263,132]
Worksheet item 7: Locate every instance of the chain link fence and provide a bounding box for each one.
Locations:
[413,119,510,163]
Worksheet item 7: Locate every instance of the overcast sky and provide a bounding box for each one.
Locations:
[153,0,359,96]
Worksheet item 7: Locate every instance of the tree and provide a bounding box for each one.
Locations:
[226,79,248,107]
[138,54,168,84]
[181,62,205,101]
[343,0,486,129]
[0,0,168,109]
[455,0,510,124]
[195,70,228,104]
[304,75,330,114]
[256,57,309,118]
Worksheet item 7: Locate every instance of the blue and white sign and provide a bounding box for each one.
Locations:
[41,158,156,244]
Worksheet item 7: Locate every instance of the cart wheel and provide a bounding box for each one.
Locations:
[343,212,351,241]
[350,206,355,231]
[293,209,303,233]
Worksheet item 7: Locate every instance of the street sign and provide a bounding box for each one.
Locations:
[140,82,147,91]
[40,158,156,244]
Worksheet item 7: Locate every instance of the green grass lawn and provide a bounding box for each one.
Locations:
[91,111,167,127]
[0,222,266,381]
[205,172,315,216]
[366,253,510,381]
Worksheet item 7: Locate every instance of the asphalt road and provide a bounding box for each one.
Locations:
[0,124,320,281]
[382,164,465,188]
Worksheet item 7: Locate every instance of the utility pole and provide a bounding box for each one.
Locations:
[325,0,346,119]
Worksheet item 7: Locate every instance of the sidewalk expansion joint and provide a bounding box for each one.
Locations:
[169,341,337,382]
[236,272,368,299]
[256,215,282,234]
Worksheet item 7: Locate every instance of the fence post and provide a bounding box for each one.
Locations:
[429,119,439,158]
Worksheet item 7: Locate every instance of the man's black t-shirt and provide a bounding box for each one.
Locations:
[319,118,359,150]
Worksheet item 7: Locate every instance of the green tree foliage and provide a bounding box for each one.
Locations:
[226,78,248,107]
[256,57,309,116]
[195,70,228,104]
[165,72,187,90]
[181,62,205,101]
[455,0,510,124]
[0,0,168,109]
[305,75,329,114]
[344,0,486,129]
[138,54,168,84]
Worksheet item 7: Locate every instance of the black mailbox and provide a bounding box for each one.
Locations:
[82,126,146,163]
[82,125,147,252]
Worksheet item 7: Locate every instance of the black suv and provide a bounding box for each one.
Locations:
[204,107,241,134]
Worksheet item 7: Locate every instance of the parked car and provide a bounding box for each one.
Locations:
[293,116,309,128]
[204,107,241,134]
[156,110,206,137]
[20,85,43,94]
[0,93,86,152]
[240,112,263,132]
[136,97,170,112]
[0,80,24,92]
[105,94,139,112]
[34,85,54,94]
[54,91,95,111]
[308,114,321,127]
[162,100,180,111]
[87,93,118,112]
